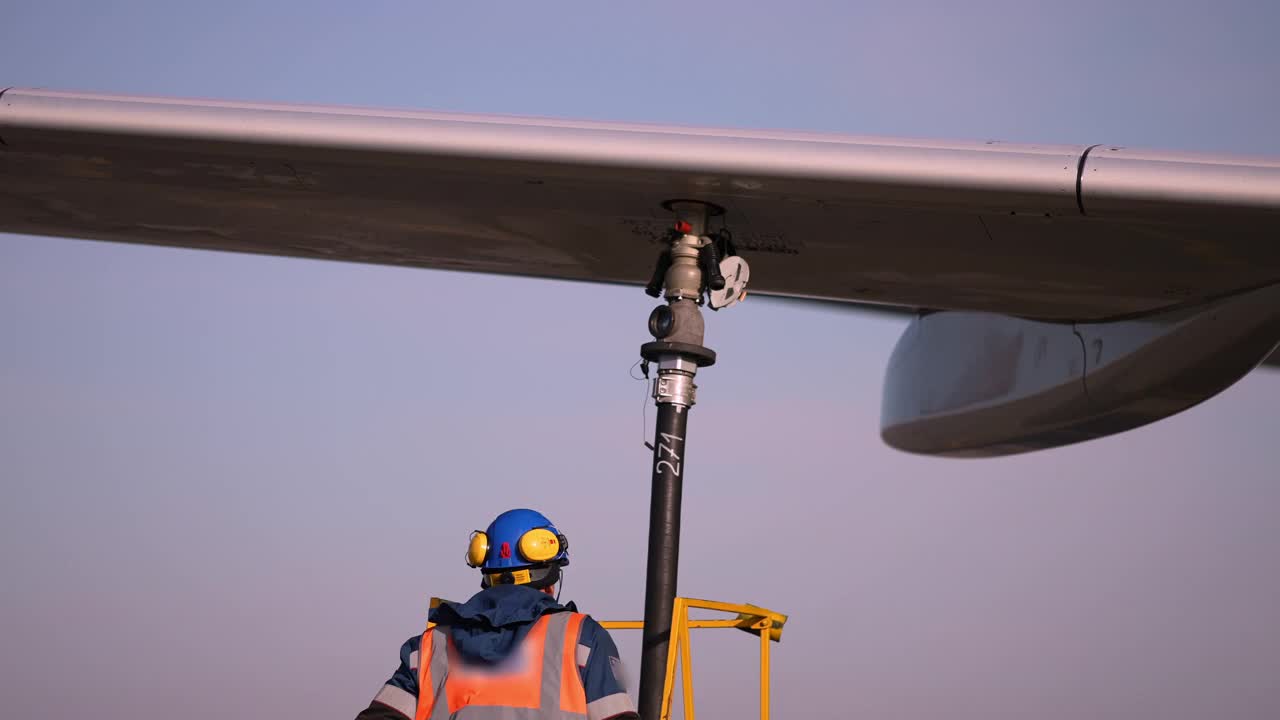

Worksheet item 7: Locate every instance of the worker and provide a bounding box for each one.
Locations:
[355,509,639,720]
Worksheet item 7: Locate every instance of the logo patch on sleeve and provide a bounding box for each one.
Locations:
[609,656,629,691]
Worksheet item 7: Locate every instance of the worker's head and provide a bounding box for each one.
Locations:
[465,508,569,591]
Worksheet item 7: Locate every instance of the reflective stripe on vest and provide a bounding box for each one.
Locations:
[416,612,589,720]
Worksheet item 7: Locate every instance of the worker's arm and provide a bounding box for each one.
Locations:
[355,635,421,720]
[578,618,640,720]
[355,701,409,720]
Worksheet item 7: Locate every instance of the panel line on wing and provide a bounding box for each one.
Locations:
[1075,144,1100,216]
[0,86,9,145]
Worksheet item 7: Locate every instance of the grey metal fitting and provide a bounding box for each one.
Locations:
[663,233,705,302]
[663,299,706,347]
[653,370,698,408]
[658,355,701,373]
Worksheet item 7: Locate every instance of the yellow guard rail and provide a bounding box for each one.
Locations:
[601,597,787,720]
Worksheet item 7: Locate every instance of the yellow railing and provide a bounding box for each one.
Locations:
[601,597,787,720]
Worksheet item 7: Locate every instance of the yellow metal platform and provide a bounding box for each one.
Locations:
[602,597,787,720]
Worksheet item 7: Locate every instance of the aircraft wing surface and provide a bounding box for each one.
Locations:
[4,88,1280,326]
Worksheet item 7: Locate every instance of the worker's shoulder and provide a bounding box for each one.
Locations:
[565,609,603,628]
[395,633,424,654]
[568,612,622,650]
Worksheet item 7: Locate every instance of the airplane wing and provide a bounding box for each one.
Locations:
[5,87,1279,320]
[4,88,1279,453]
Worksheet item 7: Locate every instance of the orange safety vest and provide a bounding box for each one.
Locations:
[415,611,590,720]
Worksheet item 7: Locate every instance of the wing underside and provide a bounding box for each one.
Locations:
[3,88,1280,325]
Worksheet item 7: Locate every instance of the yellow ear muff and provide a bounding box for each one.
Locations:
[466,531,489,568]
[518,528,560,563]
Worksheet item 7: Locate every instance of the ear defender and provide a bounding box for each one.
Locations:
[466,530,489,568]
[468,524,569,575]
[519,527,567,563]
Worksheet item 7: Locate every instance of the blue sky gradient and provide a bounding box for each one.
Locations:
[2,3,1279,718]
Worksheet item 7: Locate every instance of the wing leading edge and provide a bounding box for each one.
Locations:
[3,87,1280,323]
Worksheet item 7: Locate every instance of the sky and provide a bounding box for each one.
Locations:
[2,2,1279,719]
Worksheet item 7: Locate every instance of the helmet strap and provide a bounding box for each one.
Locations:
[482,563,561,590]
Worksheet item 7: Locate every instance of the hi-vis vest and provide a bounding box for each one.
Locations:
[416,612,589,720]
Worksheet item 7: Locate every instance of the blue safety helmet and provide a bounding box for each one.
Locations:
[465,508,569,589]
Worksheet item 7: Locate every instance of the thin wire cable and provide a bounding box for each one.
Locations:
[631,358,653,450]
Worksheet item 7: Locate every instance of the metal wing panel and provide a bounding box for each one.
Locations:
[1081,145,1280,218]
[3,88,1280,321]
[0,88,1083,209]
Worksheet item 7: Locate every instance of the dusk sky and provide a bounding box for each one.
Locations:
[3,3,1279,719]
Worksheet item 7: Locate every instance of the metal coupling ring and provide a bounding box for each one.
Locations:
[653,371,697,408]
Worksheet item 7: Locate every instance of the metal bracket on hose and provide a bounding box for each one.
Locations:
[653,370,697,408]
